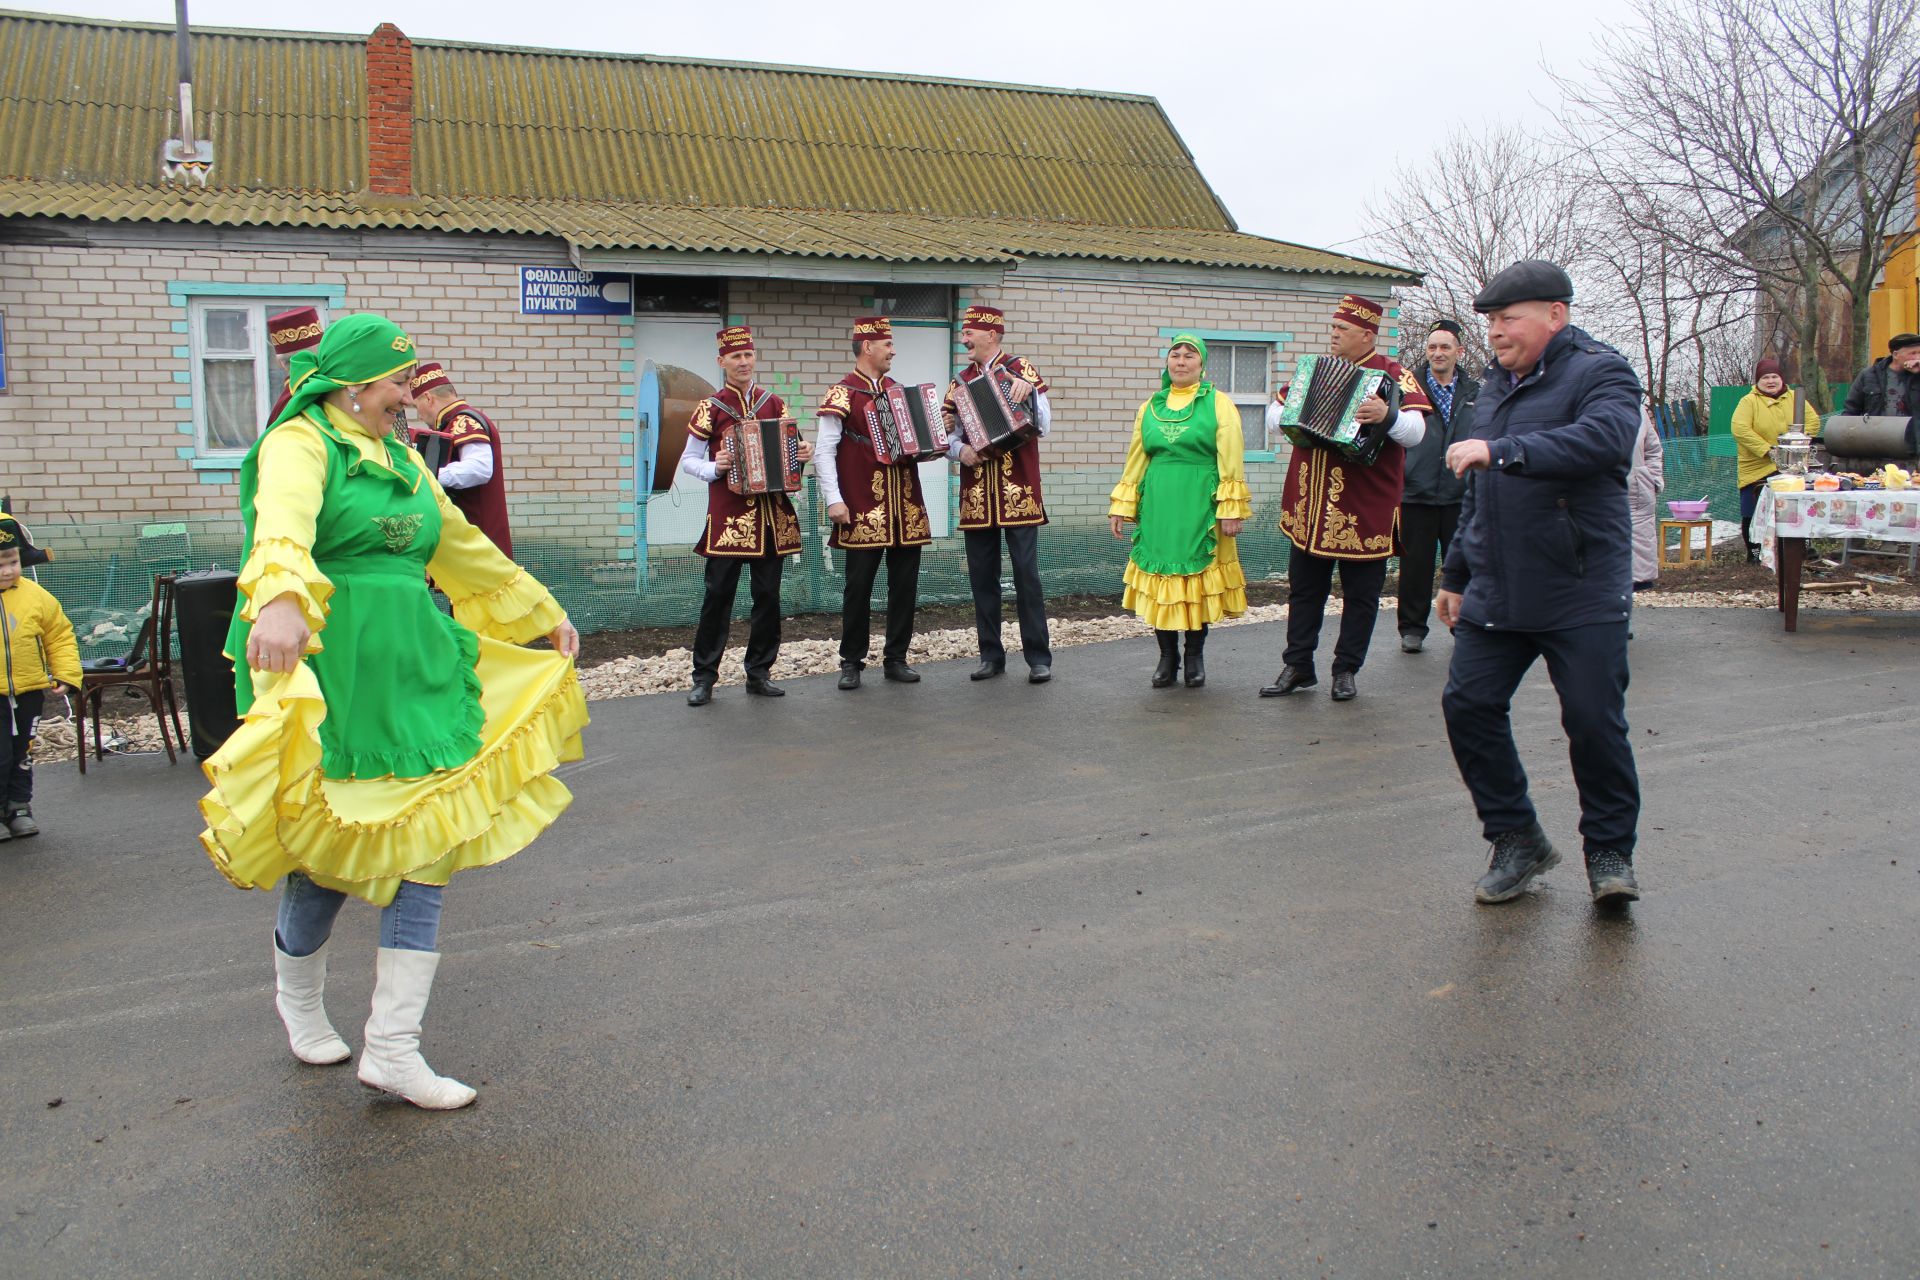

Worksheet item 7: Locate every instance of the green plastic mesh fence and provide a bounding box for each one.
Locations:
[25,441,1741,661]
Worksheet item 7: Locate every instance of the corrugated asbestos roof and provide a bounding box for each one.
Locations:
[0,10,1415,280]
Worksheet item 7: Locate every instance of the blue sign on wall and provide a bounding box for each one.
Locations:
[0,313,9,394]
[519,268,633,316]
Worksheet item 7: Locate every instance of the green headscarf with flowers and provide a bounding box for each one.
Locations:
[1153,332,1214,407]
[270,313,418,431]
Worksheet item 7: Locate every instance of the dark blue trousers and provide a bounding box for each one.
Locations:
[1441,621,1640,856]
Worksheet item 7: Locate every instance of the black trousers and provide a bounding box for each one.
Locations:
[1441,621,1640,856]
[0,690,45,810]
[691,555,784,682]
[840,545,922,667]
[964,526,1051,667]
[1283,548,1387,674]
[1397,502,1460,640]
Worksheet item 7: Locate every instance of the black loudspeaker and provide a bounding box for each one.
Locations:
[174,569,240,759]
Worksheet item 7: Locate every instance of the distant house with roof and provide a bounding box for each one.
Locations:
[0,8,1414,583]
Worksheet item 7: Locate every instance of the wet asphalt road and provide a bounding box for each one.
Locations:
[1,607,1916,1279]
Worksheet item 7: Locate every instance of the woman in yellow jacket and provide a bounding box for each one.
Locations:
[1731,358,1821,560]
[0,511,81,838]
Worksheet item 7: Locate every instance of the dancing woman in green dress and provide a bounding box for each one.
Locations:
[1108,334,1250,688]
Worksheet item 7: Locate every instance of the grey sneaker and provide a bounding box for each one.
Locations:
[1585,850,1640,904]
[6,807,38,838]
[1473,823,1560,903]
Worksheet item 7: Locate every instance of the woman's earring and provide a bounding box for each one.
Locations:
[351,397,361,413]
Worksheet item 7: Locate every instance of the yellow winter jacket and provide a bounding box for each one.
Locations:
[1731,388,1822,488]
[1,578,82,695]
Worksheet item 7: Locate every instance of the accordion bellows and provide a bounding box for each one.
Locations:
[1277,354,1390,464]
[953,369,1036,456]
[865,384,950,464]
[724,418,803,495]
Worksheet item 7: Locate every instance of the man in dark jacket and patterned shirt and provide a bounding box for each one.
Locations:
[1436,260,1645,908]
[1840,332,1920,427]
[1398,319,1478,652]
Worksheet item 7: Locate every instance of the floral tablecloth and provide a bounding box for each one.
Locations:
[1753,488,1920,567]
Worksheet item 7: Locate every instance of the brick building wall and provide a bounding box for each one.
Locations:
[0,237,1391,550]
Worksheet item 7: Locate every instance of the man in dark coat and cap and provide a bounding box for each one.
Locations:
[1435,260,1646,907]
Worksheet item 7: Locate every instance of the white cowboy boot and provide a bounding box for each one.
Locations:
[273,938,351,1065]
[357,947,476,1110]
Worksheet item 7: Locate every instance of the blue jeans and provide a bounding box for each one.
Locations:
[275,873,444,956]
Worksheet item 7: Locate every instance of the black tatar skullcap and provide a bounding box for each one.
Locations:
[1890,333,1920,353]
[1472,260,1576,313]
[1428,319,1464,339]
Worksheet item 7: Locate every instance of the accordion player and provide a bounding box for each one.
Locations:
[723,416,804,495]
[1276,353,1401,466]
[864,382,950,464]
[951,366,1037,456]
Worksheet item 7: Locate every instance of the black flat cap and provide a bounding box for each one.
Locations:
[1472,260,1575,313]
[1890,332,1920,353]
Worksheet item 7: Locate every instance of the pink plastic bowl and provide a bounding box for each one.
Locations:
[1667,499,1711,519]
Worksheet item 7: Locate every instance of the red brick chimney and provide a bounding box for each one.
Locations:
[366,23,413,196]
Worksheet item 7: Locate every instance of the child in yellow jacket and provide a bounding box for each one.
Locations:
[0,511,81,838]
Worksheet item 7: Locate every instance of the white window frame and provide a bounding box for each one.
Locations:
[187,297,330,458]
[1207,341,1275,452]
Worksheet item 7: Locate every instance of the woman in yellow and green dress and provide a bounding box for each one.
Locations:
[199,313,588,1110]
[1108,334,1250,687]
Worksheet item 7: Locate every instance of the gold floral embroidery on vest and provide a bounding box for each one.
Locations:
[772,502,801,550]
[870,470,886,503]
[844,504,890,545]
[903,497,930,542]
[1000,474,1042,520]
[1318,466,1365,551]
[960,473,988,523]
[370,513,424,553]
[820,384,853,418]
[713,511,759,550]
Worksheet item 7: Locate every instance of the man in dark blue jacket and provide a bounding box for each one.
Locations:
[1435,260,1644,907]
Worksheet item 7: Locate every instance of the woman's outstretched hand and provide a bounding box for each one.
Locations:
[548,617,581,660]
[247,595,311,673]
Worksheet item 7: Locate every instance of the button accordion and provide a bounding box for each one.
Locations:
[724,417,803,495]
[952,367,1037,456]
[864,383,950,464]
[410,426,456,475]
[1276,354,1397,465]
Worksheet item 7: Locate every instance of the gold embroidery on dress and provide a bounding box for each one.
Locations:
[370,513,424,553]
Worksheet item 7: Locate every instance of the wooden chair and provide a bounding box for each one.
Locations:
[75,573,186,773]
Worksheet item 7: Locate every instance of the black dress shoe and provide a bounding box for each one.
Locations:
[1259,665,1316,697]
[970,660,1006,681]
[1027,663,1051,684]
[1330,672,1357,701]
[837,665,862,691]
[744,675,785,697]
[1400,633,1424,654]
[686,681,714,707]
[1474,822,1561,903]
[882,661,921,683]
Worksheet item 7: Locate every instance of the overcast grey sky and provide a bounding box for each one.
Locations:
[31,0,1639,258]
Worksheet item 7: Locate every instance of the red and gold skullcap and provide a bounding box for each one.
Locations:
[961,305,1006,334]
[716,325,755,354]
[268,307,324,357]
[1333,294,1384,335]
[852,315,893,342]
[408,362,453,396]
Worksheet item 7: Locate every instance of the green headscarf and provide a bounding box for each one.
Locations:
[1156,332,1214,400]
[270,313,418,431]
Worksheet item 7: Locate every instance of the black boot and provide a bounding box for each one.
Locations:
[1151,630,1180,688]
[1183,625,1207,687]
[1473,822,1561,904]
